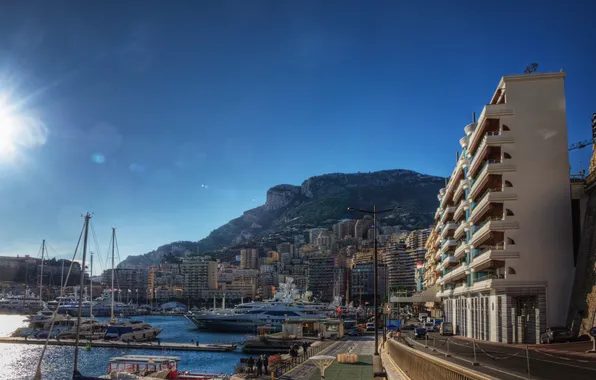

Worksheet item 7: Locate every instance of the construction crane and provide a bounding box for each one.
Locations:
[568,113,596,151]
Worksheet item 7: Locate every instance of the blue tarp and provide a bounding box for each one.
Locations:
[386,319,401,330]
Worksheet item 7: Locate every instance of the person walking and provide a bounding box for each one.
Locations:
[302,341,309,358]
[263,354,269,375]
[256,355,263,377]
[247,356,255,375]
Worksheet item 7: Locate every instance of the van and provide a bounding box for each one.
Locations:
[440,322,454,336]
[418,312,428,322]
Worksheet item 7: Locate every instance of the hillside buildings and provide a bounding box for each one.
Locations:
[432,72,574,343]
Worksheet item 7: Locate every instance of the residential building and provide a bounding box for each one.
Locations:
[350,264,387,305]
[422,227,441,290]
[434,72,574,344]
[406,228,431,250]
[307,254,344,302]
[181,257,218,300]
[240,248,259,269]
[354,217,373,239]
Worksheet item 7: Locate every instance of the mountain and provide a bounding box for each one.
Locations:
[118,169,445,268]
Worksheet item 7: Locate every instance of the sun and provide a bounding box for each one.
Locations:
[0,107,17,157]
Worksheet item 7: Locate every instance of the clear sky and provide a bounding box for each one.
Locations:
[0,0,594,269]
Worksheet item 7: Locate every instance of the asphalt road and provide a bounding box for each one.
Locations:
[404,330,596,380]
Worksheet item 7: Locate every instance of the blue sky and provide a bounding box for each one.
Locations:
[0,0,594,268]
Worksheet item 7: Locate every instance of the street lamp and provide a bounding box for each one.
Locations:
[348,205,400,356]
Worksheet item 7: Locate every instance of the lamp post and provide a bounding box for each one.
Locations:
[348,205,400,356]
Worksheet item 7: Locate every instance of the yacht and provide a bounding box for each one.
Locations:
[104,320,163,342]
[186,278,330,333]
[12,313,78,338]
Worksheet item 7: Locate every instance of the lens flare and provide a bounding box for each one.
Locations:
[0,93,48,160]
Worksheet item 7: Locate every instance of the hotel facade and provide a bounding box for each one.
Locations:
[433,72,575,343]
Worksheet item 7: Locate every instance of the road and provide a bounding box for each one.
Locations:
[403,330,596,380]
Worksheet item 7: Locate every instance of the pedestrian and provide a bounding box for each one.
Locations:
[263,354,269,375]
[247,356,255,375]
[191,338,194,344]
[302,341,309,358]
[256,355,263,376]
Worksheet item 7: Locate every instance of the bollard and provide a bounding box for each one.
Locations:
[526,344,531,379]
[425,334,428,348]
[432,337,437,351]
[472,338,479,366]
[445,338,451,357]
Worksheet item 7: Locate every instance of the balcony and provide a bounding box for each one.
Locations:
[453,179,468,204]
[440,206,456,224]
[434,248,442,261]
[454,221,469,240]
[434,235,442,247]
[434,207,442,221]
[459,135,469,148]
[442,263,468,285]
[464,122,477,136]
[469,218,519,247]
[468,160,516,199]
[469,245,520,271]
[440,239,457,254]
[440,222,458,239]
[454,241,469,259]
[469,188,517,223]
[437,255,458,271]
[453,199,469,222]
[469,104,515,154]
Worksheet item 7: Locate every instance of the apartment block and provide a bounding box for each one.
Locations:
[181,257,218,300]
[434,72,574,344]
[405,228,431,250]
[240,248,259,269]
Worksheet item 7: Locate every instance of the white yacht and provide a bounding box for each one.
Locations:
[104,320,163,342]
[186,278,330,333]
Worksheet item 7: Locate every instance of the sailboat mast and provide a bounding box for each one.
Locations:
[61,260,64,288]
[89,251,93,317]
[73,213,91,374]
[111,227,115,321]
[40,240,45,306]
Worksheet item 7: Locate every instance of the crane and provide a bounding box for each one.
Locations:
[569,138,595,151]
[568,113,596,151]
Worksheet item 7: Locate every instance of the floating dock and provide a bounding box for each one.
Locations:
[0,337,237,352]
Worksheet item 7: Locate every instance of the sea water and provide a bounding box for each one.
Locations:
[0,315,248,380]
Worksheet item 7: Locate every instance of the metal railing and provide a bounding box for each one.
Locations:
[386,338,491,380]
[271,340,334,378]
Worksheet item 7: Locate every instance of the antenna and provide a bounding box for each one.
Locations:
[473,112,476,123]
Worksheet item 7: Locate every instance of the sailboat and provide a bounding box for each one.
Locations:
[104,228,162,342]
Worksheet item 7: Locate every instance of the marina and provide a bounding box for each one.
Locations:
[0,336,237,352]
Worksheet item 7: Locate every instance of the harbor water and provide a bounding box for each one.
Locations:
[0,315,248,380]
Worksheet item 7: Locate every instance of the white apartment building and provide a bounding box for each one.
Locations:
[435,72,575,344]
[181,257,218,300]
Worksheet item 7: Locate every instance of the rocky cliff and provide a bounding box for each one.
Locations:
[118,169,444,268]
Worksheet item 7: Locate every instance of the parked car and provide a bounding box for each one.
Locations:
[414,327,427,339]
[440,322,454,336]
[366,323,375,331]
[540,326,573,344]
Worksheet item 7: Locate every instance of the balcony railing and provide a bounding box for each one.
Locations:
[587,171,596,186]
[474,273,499,284]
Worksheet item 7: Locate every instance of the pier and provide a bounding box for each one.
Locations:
[0,337,237,352]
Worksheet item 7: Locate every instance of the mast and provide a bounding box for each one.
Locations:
[61,260,64,288]
[89,251,93,317]
[39,240,45,306]
[73,213,91,375]
[111,228,116,321]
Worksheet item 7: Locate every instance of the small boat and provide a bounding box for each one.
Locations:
[99,355,230,379]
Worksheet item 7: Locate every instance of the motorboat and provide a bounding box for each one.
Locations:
[104,320,163,342]
[99,355,230,379]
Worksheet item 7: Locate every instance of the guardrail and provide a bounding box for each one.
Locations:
[386,338,492,380]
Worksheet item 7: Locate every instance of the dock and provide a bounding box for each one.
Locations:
[0,337,237,352]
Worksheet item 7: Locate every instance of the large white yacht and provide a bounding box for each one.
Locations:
[186,278,331,333]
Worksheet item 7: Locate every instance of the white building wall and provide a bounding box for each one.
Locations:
[497,74,574,326]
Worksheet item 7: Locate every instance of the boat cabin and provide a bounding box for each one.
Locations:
[281,319,344,339]
[108,355,179,376]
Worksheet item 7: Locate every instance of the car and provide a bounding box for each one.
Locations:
[540,326,572,344]
[439,322,454,336]
[347,328,363,336]
[414,327,427,339]
[366,323,375,331]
